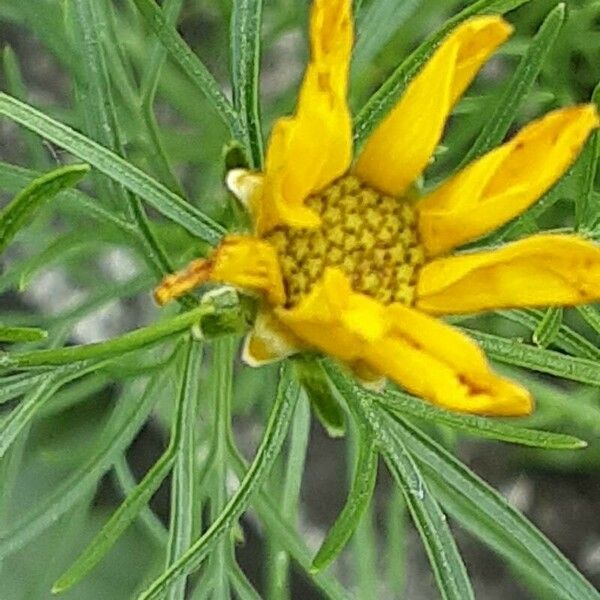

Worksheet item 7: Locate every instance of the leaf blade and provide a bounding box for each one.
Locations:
[389,412,600,600]
[0,93,225,245]
[459,3,565,167]
[230,0,264,168]
[131,0,242,142]
[137,364,300,600]
[353,0,533,147]
[330,368,475,600]
[0,164,90,255]
[311,432,377,572]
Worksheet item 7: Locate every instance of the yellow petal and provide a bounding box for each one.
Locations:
[418,105,600,255]
[242,310,301,366]
[276,268,390,361]
[417,234,600,315]
[256,0,353,234]
[354,16,512,197]
[277,268,531,415]
[369,335,532,416]
[210,235,286,305]
[375,305,531,415]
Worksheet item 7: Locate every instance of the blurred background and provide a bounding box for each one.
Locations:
[1,0,600,598]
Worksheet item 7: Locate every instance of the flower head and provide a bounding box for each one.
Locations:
[155,0,600,416]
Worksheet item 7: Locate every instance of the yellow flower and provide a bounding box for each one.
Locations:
[155,0,600,417]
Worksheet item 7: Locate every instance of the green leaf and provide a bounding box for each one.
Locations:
[576,82,600,230]
[459,2,565,167]
[2,303,214,369]
[228,448,352,600]
[0,361,101,460]
[230,0,264,168]
[464,328,600,386]
[0,370,54,405]
[353,0,532,147]
[0,161,135,234]
[112,457,167,547]
[267,393,311,600]
[0,363,172,561]
[209,336,236,600]
[351,0,421,75]
[66,0,179,285]
[2,46,48,169]
[381,426,474,600]
[325,362,586,449]
[533,307,563,349]
[53,340,200,593]
[331,369,474,600]
[131,0,243,142]
[138,0,187,196]
[0,164,89,255]
[383,389,584,450]
[65,0,128,215]
[487,0,532,11]
[577,304,600,336]
[165,339,203,600]
[389,413,600,600]
[0,325,47,343]
[137,364,300,600]
[293,356,346,438]
[0,93,225,245]
[497,308,600,360]
[311,432,377,572]
[385,487,407,597]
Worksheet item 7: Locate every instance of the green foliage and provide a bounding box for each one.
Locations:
[1,0,600,599]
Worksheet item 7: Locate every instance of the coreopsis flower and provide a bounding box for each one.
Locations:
[155,0,600,416]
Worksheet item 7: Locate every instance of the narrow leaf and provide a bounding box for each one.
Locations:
[464,328,600,386]
[137,364,300,600]
[165,340,203,600]
[577,304,600,336]
[67,0,181,286]
[0,361,99,459]
[0,160,135,234]
[351,0,421,76]
[533,307,563,349]
[0,370,55,406]
[353,0,532,147]
[0,325,47,343]
[576,82,600,230]
[382,389,584,450]
[389,413,600,600]
[325,362,586,449]
[0,93,225,245]
[53,342,200,593]
[230,0,264,168]
[3,303,214,369]
[498,308,600,360]
[229,448,353,600]
[331,369,474,600]
[459,2,565,167]
[311,433,377,572]
[2,46,48,168]
[0,164,89,255]
[0,363,174,560]
[131,0,242,141]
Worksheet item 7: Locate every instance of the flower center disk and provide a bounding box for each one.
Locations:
[264,175,425,307]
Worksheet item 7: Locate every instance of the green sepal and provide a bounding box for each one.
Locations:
[223,139,250,172]
[293,356,346,438]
